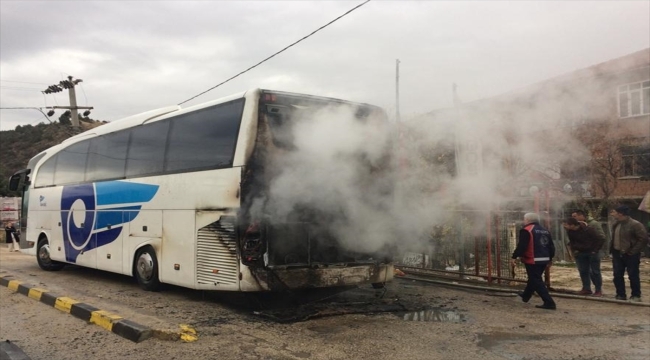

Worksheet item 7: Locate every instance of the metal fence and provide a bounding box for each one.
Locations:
[397,208,569,285]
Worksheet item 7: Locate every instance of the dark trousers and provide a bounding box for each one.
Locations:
[523,263,555,305]
[612,250,641,298]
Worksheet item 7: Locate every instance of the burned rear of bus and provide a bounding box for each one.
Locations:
[238,90,395,291]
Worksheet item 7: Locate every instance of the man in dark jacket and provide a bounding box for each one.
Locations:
[563,217,606,296]
[4,222,16,243]
[511,213,556,310]
[4,222,19,252]
[572,209,608,257]
[610,205,648,302]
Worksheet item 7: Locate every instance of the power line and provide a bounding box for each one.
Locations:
[79,83,89,106]
[51,92,59,106]
[178,0,372,105]
[0,86,43,91]
[29,114,48,126]
[0,107,53,123]
[0,107,48,110]
[0,79,50,86]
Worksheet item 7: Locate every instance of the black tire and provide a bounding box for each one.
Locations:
[371,282,386,289]
[134,246,161,291]
[36,237,65,271]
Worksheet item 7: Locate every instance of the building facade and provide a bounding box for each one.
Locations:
[413,48,650,219]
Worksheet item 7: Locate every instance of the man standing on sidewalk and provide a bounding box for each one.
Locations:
[572,210,607,257]
[562,217,606,297]
[511,212,557,310]
[610,205,648,302]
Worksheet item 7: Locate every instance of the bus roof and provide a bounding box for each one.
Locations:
[63,90,250,144]
[23,88,385,174]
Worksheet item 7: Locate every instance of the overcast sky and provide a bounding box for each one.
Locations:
[0,0,648,131]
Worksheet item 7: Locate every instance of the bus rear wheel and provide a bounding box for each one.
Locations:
[36,238,64,271]
[134,246,161,292]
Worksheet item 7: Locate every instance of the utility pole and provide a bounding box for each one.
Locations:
[395,59,401,122]
[67,78,80,128]
[42,76,92,129]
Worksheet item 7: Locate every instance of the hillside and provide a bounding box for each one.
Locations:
[0,120,105,196]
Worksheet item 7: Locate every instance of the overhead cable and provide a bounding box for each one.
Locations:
[178,0,371,105]
[0,79,49,85]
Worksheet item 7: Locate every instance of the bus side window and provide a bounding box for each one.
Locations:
[165,99,244,173]
[54,141,90,185]
[126,120,170,178]
[34,155,57,188]
[86,131,130,182]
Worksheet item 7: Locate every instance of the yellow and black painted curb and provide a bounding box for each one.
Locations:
[151,324,198,342]
[0,274,152,343]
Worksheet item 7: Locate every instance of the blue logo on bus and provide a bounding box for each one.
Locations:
[61,181,159,262]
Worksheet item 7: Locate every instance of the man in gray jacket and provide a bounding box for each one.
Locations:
[610,205,648,302]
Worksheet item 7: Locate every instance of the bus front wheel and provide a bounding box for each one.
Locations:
[36,238,65,271]
[134,247,161,292]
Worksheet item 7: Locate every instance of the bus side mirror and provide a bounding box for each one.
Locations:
[8,169,31,191]
[8,174,21,191]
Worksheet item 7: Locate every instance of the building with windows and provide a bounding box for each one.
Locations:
[412,48,650,218]
[618,79,650,119]
[401,49,649,268]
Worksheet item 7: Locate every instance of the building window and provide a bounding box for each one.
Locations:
[621,147,650,177]
[618,80,650,118]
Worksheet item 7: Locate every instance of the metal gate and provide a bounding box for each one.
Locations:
[397,208,567,286]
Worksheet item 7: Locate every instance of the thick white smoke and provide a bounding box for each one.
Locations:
[264,106,400,253]
[258,63,637,255]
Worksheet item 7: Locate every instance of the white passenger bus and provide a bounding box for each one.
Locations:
[9,89,394,292]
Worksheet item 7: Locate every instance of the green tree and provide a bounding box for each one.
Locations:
[59,110,72,125]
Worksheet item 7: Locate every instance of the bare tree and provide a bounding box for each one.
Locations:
[570,121,642,218]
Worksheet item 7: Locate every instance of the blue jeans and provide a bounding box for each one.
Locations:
[574,252,602,292]
[612,250,641,298]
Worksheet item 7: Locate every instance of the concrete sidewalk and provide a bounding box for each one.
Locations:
[0,340,31,360]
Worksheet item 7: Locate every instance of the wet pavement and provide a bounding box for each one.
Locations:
[400,308,466,323]
[249,287,408,323]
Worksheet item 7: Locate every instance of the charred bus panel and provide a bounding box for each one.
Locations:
[238,90,395,291]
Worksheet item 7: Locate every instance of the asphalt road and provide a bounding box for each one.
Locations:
[1,246,649,360]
